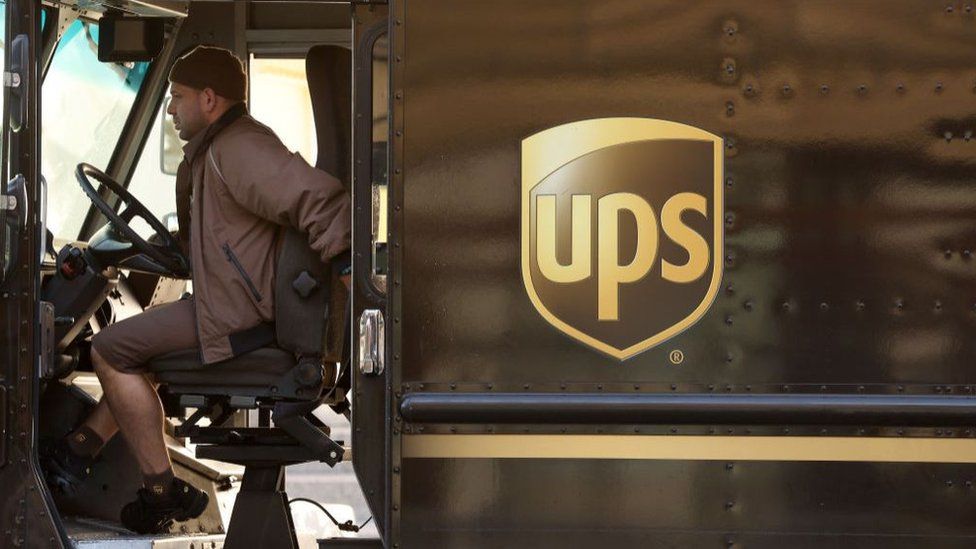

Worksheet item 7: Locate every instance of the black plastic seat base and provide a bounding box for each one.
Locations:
[148,347,297,387]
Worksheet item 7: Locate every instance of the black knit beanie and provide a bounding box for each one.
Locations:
[168,46,247,101]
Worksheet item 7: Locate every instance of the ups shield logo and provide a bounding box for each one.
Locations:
[521,118,724,360]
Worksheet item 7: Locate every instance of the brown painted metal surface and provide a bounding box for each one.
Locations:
[2,0,67,547]
[386,1,976,546]
[397,0,976,387]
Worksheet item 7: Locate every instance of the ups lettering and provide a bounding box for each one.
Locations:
[535,192,709,321]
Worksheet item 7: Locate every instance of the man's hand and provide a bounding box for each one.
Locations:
[340,274,351,290]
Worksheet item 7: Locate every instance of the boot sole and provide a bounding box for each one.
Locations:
[175,489,210,522]
[121,487,210,534]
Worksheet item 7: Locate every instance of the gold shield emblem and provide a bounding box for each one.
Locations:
[521,118,724,360]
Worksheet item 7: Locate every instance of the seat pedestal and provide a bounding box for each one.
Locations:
[224,464,298,549]
[186,407,345,548]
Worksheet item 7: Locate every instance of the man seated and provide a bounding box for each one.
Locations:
[40,46,351,534]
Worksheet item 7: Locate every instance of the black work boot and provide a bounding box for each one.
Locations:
[38,437,95,496]
[120,477,210,534]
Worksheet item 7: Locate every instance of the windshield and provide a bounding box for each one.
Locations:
[42,20,148,239]
[0,6,5,152]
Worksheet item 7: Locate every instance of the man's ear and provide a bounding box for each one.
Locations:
[199,88,218,114]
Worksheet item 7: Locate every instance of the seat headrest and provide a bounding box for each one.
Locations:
[305,45,352,187]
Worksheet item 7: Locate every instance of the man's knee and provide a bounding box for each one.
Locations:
[90,337,130,380]
[91,327,141,376]
[90,345,114,378]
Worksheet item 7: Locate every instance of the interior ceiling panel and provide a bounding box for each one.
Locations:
[46,0,189,18]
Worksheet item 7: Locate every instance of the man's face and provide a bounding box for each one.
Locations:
[166,83,208,141]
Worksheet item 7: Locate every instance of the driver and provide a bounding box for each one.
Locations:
[40,46,351,534]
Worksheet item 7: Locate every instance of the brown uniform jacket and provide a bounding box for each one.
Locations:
[181,115,350,364]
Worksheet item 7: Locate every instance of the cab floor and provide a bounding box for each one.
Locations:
[64,516,225,549]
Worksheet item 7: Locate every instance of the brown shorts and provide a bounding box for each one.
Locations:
[91,298,200,373]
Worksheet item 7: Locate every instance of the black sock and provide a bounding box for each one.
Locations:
[144,469,175,499]
[66,425,105,458]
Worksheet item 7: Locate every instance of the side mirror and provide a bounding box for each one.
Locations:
[162,212,179,232]
[159,99,181,175]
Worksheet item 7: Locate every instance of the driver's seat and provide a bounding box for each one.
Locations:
[147,225,346,404]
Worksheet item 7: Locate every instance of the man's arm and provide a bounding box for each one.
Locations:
[212,129,351,264]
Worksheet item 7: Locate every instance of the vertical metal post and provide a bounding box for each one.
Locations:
[0,0,66,545]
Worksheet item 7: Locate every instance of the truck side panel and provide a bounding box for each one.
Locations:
[387,1,976,546]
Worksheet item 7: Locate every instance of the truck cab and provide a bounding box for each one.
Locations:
[0,1,388,547]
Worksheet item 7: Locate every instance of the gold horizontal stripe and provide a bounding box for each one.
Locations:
[403,434,976,463]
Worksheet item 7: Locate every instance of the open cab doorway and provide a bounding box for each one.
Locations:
[0,1,388,547]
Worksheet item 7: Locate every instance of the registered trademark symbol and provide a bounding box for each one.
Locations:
[669,350,684,365]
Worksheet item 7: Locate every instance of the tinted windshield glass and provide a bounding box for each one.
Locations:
[42,20,148,239]
[126,105,176,239]
[0,5,5,153]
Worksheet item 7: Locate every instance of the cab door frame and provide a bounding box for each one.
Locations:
[351,2,392,545]
[0,0,67,546]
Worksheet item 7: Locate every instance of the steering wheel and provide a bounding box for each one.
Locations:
[75,163,189,277]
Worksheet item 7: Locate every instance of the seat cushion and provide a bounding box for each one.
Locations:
[148,347,296,387]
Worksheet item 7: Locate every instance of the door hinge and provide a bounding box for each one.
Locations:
[39,302,56,379]
[3,71,21,88]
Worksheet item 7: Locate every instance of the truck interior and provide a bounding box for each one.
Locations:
[2,1,387,547]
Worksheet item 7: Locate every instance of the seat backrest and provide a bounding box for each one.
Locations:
[275,228,331,358]
[305,44,352,186]
[273,44,353,363]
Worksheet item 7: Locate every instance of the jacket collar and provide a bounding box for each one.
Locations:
[182,102,249,161]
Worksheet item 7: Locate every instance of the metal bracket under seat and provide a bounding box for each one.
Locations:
[174,399,346,549]
[176,400,345,468]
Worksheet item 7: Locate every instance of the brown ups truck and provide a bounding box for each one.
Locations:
[2,1,976,547]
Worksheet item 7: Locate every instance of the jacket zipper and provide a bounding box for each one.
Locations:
[222,243,263,302]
